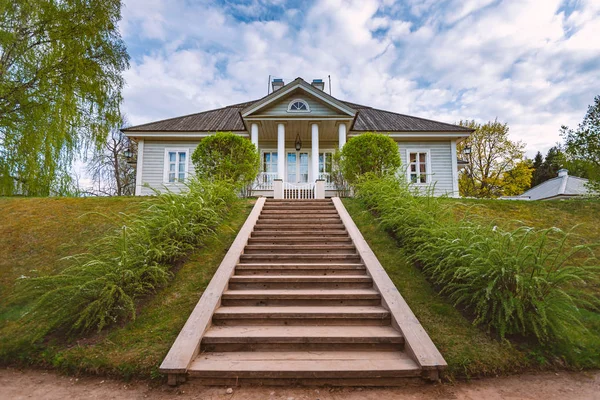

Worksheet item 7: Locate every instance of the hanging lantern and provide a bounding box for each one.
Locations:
[295,133,302,151]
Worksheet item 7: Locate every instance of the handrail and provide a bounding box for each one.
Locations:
[283,181,315,199]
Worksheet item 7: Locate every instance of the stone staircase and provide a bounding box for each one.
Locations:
[185,199,424,385]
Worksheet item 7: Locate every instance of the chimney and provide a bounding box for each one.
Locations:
[311,79,325,91]
[558,169,568,177]
[271,78,284,92]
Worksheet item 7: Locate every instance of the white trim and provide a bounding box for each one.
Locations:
[450,140,459,197]
[349,132,471,139]
[124,131,249,139]
[241,81,356,117]
[251,123,259,149]
[135,139,144,196]
[287,98,311,113]
[311,123,319,183]
[405,148,432,185]
[244,116,354,121]
[163,148,190,184]
[338,123,347,149]
[277,123,285,179]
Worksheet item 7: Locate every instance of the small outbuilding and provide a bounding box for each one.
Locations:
[504,169,594,200]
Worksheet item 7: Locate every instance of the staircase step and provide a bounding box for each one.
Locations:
[212,306,391,326]
[239,254,362,262]
[248,237,352,245]
[221,289,380,306]
[201,325,402,351]
[235,263,367,276]
[228,275,372,290]
[261,209,338,215]
[251,230,348,237]
[258,217,342,223]
[188,351,420,379]
[244,244,356,255]
[254,223,346,230]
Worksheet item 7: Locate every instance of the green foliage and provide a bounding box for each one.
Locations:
[531,146,565,187]
[0,0,129,196]
[12,179,237,340]
[502,160,534,196]
[191,132,260,189]
[355,174,600,344]
[458,120,526,198]
[562,95,600,193]
[338,132,401,185]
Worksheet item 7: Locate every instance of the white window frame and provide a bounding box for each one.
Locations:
[318,150,335,182]
[163,148,189,184]
[286,98,311,113]
[260,149,278,174]
[405,148,432,185]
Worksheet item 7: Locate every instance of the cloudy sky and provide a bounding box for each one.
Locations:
[118,0,600,157]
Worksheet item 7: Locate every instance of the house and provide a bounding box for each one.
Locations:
[122,77,473,198]
[504,169,595,201]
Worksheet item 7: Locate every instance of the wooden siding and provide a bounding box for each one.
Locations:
[397,141,455,196]
[140,140,201,195]
[258,94,347,117]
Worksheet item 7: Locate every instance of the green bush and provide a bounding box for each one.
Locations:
[355,174,599,344]
[191,132,260,189]
[13,178,237,339]
[338,132,401,185]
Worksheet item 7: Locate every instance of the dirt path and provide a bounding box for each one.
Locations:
[1,368,599,400]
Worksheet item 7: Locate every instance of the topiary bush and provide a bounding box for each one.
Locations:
[338,132,401,185]
[191,132,260,189]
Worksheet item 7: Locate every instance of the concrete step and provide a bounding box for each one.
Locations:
[244,244,356,255]
[235,263,367,276]
[221,288,380,306]
[188,351,420,380]
[200,325,402,351]
[212,306,391,326]
[239,254,362,263]
[228,275,372,290]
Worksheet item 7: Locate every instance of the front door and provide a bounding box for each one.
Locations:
[286,151,309,183]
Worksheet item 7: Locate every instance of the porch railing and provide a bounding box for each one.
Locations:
[284,182,315,199]
[318,172,336,190]
[253,172,277,190]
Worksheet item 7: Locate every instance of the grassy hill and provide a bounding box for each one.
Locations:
[0,196,254,378]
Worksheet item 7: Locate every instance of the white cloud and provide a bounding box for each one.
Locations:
[118,0,600,159]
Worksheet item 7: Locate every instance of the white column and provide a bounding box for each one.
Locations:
[251,123,259,149]
[311,123,319,182]
[277,123,285,180]
[338,123,347,149]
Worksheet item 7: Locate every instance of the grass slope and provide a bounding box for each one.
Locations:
[0,196,254,379]
[343,199,525,379]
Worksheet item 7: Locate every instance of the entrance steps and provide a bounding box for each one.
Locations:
[160,198,446,386]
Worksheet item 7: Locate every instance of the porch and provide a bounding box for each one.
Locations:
[248,119,348,198]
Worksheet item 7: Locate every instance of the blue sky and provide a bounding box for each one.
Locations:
[118,0,600,156]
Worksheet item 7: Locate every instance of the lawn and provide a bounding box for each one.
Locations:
[0,196,254,378]
[344,196,600,378]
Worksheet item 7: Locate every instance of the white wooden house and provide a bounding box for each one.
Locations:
[122,77,473,198]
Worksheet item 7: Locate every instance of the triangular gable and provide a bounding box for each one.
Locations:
[241,78,356,117]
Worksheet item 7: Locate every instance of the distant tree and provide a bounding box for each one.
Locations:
[502,160,534,196]
[0,0,129,196]
[531,146,564,187]
[86,120,136,196]
[338,132,401,185]
[530,151,544,187]
[458,120,525,198]
[561,95,600,192]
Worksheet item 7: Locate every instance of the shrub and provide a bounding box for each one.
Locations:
[13,178,237,339]
[191,132,260,189]
[338,132,401,185]
[355,174,600,344]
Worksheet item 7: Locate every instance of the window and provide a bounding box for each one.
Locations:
[287,99,310,113]
[164,149,188,183]
[407,150,430,184]
[319,151,334,183]
[262,151,278,173]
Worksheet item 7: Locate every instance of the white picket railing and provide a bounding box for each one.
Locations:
[283,182,315,199]
[318,172,336,190]
[253,172,278,190]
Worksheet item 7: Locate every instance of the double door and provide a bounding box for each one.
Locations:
[286,151,309,184]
